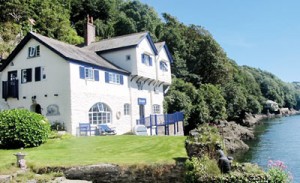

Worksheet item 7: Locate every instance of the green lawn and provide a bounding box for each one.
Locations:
[0,135,187,173]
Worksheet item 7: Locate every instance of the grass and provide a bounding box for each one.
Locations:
[0,135,187,174]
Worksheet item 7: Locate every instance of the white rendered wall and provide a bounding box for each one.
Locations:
[156,48,172,84]
[0,39,72,131]
[100,48,136,74]
[135,38,156,80]
[69,62,132,135]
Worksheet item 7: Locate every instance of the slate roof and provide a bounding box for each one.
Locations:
[86,32,158,54]
[1,32,129,74]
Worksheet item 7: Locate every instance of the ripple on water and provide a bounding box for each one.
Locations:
[239,115,300,182]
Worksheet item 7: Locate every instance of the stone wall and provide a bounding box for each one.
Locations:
[63,164,185,183]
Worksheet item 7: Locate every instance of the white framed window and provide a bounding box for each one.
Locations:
[124,103,130,115]
[21,68,32,83]
[28,45,40,58]
[153,104,160,114]
[79,66,99,81]
[160,61,168,72]
[88,103,111,125]
[109,73,120,84]
[105,72,123,85]
[141,53,153,66]
[85,67,94,80]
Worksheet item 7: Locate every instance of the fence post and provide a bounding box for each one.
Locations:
[174,113,176,135]
[164,114,168,135]
[176,112,179,132]
[150,115,152,136]
[155,114,158,135]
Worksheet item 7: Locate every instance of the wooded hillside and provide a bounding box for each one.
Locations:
[1,0,299,132]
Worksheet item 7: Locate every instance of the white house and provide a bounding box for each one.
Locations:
[0,18,173,135]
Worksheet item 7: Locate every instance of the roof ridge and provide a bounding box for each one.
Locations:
[96,31,148,43]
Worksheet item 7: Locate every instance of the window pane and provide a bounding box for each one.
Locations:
[88,102,112,125]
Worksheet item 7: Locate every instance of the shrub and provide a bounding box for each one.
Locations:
[267,160,293,183]
[185,157,270,183]
[50,121,65,131]
[0,109,50,149]
[185,123,224,159]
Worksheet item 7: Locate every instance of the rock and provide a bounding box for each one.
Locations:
[0,175,11,183]
[220,121,254,153]
[52,177,92,183]
[64,164,120,181]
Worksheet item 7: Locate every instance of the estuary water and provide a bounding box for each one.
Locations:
[236,115,300,182]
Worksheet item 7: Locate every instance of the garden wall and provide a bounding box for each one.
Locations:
[63,163,185,183]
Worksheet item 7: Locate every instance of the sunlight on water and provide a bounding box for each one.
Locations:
[237,115,300,182]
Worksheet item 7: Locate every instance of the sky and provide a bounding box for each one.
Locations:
[139,0,300,82]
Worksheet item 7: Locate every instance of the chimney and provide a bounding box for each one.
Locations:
[84,15,96,46]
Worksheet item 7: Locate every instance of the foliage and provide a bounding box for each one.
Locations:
[50,121,65,131]
[164,78,196,127]
[185,124,224,159]
[199,84,227,122]
[267,160,293,183]
[2,0,300,126]
[185,156,220,182]
[185,157,270,183]
[185,159,270,183]
[0,109,50,149]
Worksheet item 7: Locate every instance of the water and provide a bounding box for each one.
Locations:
[235,115,300,182]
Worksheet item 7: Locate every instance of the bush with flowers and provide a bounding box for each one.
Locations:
[267,160,293,183]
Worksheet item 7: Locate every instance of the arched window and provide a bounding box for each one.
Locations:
[88,103,111,125]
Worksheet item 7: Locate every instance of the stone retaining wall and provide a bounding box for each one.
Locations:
[63,164,185,183]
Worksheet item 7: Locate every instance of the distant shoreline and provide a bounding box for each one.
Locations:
[220,109,300,154]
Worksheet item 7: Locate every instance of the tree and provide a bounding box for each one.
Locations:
[222,82,247,120]
[120,0,161,36]
[199,84,227,122]
[184,25,233,86]
[114,12,137,35]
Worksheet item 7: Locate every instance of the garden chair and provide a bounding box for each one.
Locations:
[79,123,93,136]
[98,124,116,135]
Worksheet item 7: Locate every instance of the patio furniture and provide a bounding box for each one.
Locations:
[98,124,116,135]
[79,123,94,136]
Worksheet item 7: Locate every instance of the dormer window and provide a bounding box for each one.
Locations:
[28,45,40,58]
[160,61,168,72]
[141,53,152,66]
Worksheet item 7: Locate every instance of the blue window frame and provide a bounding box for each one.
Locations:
[160,61,168,72]
[105,72,124,85]
[79,66,99,81]
[141,53,153,66]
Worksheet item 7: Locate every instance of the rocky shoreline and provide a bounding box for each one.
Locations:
[220,109,300,154]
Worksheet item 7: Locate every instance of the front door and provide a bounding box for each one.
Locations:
[139,104,145,119]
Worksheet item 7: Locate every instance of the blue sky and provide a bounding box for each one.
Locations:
[139,0,300,82]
